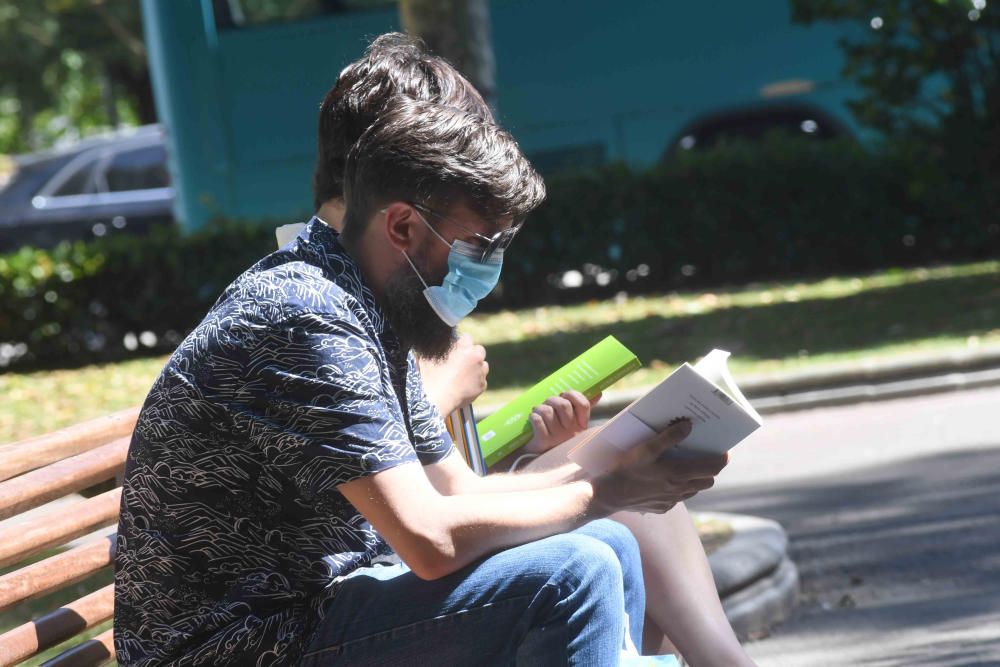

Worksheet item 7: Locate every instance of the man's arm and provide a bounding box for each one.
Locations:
[423,428,595,496]
[339,419,725,581]
[338,459,594,580]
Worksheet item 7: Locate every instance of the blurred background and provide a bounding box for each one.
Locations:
[2,3,1000,665]
[1,0,998,422]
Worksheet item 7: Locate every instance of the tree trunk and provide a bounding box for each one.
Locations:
[399,0,497,109]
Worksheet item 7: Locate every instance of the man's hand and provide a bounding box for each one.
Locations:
[417,334,488,415]
[590,418,728,516]
[523,391,602,455]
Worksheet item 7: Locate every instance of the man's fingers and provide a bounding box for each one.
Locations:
[639,418,693,460]
[667,452,729,477]
[685,476,715,492]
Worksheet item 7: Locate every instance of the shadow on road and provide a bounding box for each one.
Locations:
[690,446,1000,664]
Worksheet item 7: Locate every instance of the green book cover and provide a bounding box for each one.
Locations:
[477,335,641,468]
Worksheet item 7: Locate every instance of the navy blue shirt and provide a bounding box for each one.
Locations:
[114,219,453,666]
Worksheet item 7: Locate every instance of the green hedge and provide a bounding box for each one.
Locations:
[494,134,998,307]
[2,135,997,370]
[0,222,275,369]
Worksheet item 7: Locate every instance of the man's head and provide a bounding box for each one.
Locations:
[341,99,545,359]
[313,32,493,212]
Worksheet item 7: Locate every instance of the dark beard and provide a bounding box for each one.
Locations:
[381,259,457,361]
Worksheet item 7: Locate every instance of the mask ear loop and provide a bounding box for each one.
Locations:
[411,207,453,249]
[400,250,430,290]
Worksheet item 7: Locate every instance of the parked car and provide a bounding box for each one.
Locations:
[0,125,174,253]
[663,103,852,159]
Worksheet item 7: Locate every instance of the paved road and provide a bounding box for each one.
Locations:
[688,385,1000,667]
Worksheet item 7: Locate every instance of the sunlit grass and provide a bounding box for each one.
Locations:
[0,356,168,444]
[462,261,999,345]
[2,260,998,443]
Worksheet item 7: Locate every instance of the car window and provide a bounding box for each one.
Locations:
[52,159,100,197]
[105,145,169,192]
[0,155,71,204]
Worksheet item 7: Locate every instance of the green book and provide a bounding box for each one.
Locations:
[477,335,641,467]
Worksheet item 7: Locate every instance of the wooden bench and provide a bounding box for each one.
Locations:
[0,407,139,667]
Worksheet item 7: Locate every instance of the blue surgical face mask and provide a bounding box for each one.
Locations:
[401,213,504,327]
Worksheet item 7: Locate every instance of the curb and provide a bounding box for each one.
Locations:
[699,512,798,640]
[477,345,1000,420]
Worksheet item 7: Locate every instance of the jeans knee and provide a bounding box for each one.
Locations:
[575,519,642,577]
[555,533,625,593]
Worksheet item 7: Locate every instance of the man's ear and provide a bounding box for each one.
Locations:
[381,202,416,253]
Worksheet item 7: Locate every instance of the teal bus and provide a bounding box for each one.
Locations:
[141,0,856,232]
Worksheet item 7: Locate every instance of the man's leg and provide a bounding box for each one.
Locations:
[301,519,642,666]
[575,517,646,651]
[525,433,755,666]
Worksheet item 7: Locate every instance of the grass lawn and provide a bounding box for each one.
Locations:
[2,260,999,444]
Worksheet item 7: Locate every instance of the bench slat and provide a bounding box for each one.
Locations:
[0,584,113,667]
[40,628,114,667]
[0,534,116,613]
[0,488,121,570]
[0,438,129,521]
[0,406,139,483]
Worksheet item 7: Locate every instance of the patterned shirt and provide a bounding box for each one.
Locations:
[114,218,453,666]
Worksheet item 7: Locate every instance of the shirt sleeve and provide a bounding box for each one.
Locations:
[236,309,419,496]
[405,351,455,465]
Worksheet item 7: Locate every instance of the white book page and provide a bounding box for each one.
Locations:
[568,349,762,473]
[693,349,763,424]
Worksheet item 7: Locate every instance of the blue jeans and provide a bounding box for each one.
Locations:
[301,519,646,666]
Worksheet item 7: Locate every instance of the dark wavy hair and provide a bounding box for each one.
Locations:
[313,32,494,211]
[342,98,545,240]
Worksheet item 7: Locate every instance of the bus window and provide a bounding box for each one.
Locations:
[213,0,396,29]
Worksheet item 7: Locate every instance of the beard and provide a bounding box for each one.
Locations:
[381,252,457,361]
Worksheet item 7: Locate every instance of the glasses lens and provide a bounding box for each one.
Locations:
[482,226,519,262]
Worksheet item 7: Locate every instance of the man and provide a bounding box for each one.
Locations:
[116,71,725,667]
[303,35,754,665]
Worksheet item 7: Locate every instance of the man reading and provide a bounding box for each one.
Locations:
[115,89,726,667]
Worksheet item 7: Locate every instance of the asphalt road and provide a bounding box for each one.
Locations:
[688,385,1000,667]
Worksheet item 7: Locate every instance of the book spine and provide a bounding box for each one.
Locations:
[591,356,642,397]
[463,404,487,476]
[482,356,642,468]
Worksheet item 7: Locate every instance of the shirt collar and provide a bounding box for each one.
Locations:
[296,217,402,352]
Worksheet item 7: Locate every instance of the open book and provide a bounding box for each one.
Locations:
[476,336,641,468]
[568,349,762,475]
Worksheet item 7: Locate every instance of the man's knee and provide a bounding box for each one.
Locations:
[530,526,631,596]
[574,519,642,577]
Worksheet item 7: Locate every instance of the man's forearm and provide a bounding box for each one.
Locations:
[420,479,606,579]
[463,429,595,494]
[471,460,585,493]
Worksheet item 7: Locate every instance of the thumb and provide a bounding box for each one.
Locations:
[636,417,692,463]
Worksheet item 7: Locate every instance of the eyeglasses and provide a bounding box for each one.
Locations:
[410,201,521,263]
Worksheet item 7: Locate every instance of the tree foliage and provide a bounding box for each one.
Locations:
[399,0,497,107]
[790,0,999,214]
[0,0,153,155]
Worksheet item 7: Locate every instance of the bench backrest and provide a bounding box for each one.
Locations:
[0,407,138,667]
